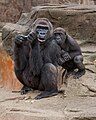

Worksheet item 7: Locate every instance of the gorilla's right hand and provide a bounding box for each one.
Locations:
[15,32,37,45]
[27,32,37,43]
[15,35,27,45]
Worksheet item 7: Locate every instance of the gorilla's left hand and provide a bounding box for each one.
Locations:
[58,57,65,65]
[61,50,71,62]
[58,50,71,65]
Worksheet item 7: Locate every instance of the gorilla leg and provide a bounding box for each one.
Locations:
[62,60,77,79]
[20,86,33,95]
[35,63,58,99]
[14,41,37,95]
[14,42,30,94]
[73,55,85,79]
[20,71,40,95]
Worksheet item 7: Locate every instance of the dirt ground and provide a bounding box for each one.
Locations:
[0,82,96,120]
[0,32,96,120]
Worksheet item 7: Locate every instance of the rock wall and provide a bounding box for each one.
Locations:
[2,5,96,56]
[0,47,22,90]
[0,0,32,23]
[0,0,96,23]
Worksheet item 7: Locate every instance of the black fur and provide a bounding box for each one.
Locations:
[53,27,85,79]
[14,18,62,99]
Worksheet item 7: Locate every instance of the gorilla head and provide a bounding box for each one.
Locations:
[53,27,67,46]
[32,18,53,43]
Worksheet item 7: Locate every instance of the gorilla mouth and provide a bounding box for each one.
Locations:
[38,38,46,42]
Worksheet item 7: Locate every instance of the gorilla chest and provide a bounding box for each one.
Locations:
[40,46,52,64]
[39,43,59,65]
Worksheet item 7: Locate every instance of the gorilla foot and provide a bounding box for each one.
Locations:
[35,90,58,100]
[20,86,33,95]
[73,70,85,79]
[65,70,75,79]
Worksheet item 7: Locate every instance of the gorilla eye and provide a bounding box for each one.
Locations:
[54,33,61,36]
[44,27,49,30]
[37,26,49,30]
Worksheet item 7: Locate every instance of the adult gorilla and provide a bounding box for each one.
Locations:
[53,27,85,79]
[14,18,62,99]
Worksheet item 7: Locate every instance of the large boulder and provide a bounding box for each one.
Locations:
[0,0,95,23]
[0,0,32,23]
[2,23,29,56]
[0,47,22,90]
[2,5,96,56]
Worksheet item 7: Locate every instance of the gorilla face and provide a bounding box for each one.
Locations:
[36,26,49,42]
[54,33,66,46]
[53,27,67,46]
[32,18,53,43]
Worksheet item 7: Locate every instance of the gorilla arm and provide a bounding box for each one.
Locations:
[67,35,85,78]
[14,35,28,71]
[67,35,82,59]
[13,35,31,87]
[14,31,38,73]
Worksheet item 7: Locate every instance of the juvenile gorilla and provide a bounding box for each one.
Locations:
[53,27,85,79]
[14,18,61,99]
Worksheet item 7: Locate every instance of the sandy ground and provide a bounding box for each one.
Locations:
[0,88,96,120]
[0,32,96,120]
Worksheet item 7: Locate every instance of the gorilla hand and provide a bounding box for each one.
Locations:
[27,32,37,43]
[61,50,71,62]
[58,57,65,65]
[20,86,33,95]
[58,50,71,65]
[15,35,27,45]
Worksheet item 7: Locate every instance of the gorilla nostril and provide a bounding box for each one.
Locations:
[40,33,45,35]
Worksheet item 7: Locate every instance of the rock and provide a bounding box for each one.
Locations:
[2,5,96,56]
[17,5,96,43]
[0,0,32,23]
[0,47,22,90]
[0,0,96,23]
[2,23,29,56]
[64,70,96,97]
